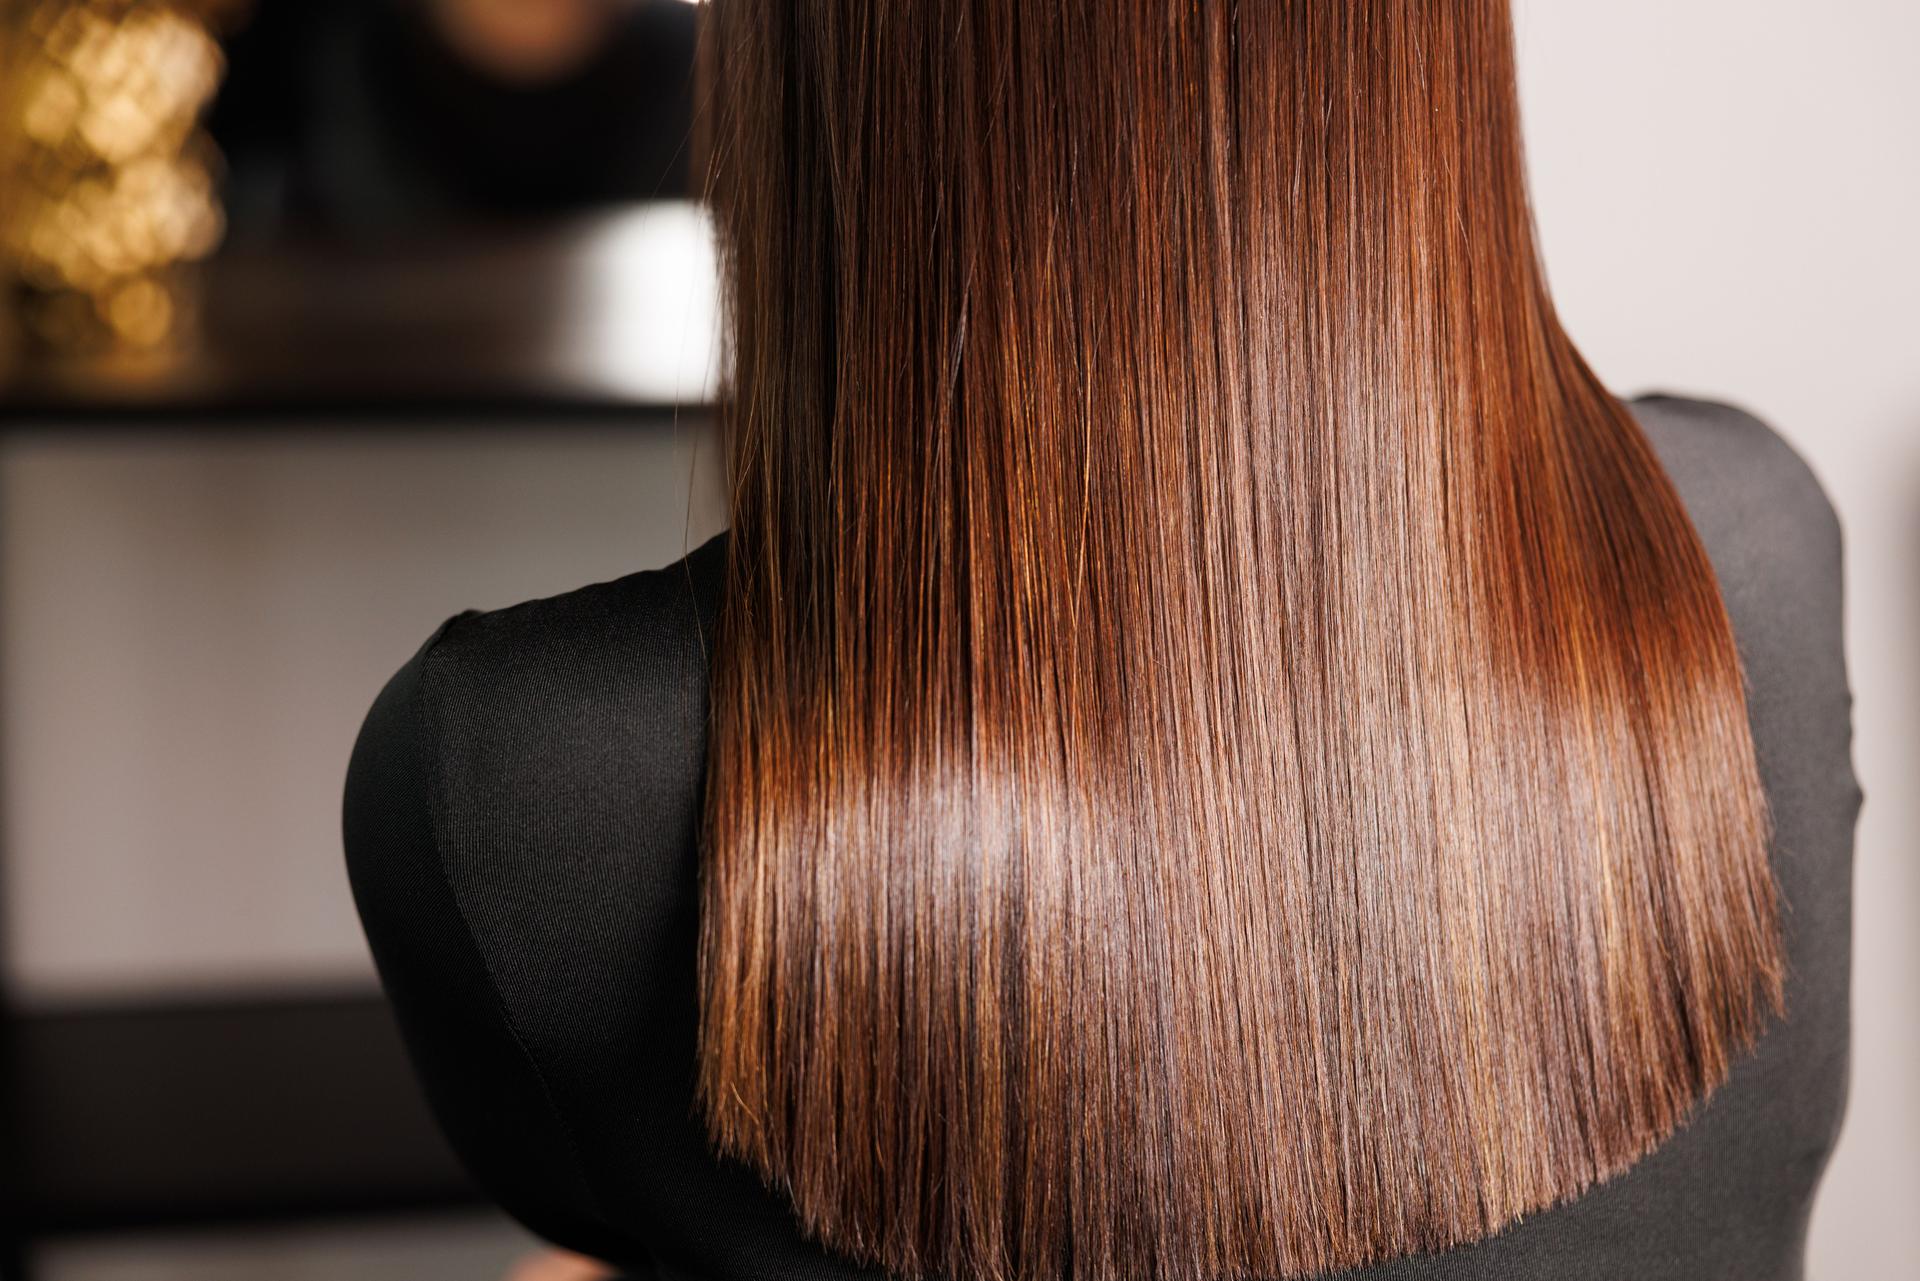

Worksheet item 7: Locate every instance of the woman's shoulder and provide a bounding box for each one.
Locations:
[342,524,730,917]
[351,528,728,848]
[1626,388,1860,828]
[345,527,727,909]
[1627,392,1848,676]
[1627,389,1845,650]
[422,528,728,695]
[342,528,731,1031]
[339,532,733,1268]
[1627,391,1843,572]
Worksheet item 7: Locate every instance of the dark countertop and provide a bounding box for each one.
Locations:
[0,205,719,424]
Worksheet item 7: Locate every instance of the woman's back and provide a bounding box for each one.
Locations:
[344,391,1858,1281]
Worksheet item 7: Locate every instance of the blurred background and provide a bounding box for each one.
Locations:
[0,1,1913,1278]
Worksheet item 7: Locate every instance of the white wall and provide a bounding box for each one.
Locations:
[0,422,726,999]
[1513,1,1919,1275]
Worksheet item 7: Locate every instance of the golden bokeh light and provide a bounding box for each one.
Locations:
[1,1,236,356]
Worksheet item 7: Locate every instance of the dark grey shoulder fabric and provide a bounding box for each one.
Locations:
[342,392,1859,1281]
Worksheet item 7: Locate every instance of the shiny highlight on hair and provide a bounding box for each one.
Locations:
[694,4,1786,1279]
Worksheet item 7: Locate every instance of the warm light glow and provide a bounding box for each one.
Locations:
[557,202,722,405]
[0,1,228,353]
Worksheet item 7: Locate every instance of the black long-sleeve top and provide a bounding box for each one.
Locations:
[343,394,1861,1280]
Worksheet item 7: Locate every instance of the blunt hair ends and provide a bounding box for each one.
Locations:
[695,4,1787,1279]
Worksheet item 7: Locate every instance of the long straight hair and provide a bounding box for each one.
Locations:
[694,4,1786,1279]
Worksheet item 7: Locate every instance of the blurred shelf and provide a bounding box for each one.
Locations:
[0,205,720,425]
[6,989,483,1236]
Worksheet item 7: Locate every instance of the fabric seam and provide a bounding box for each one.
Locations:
[410,609,622,1232]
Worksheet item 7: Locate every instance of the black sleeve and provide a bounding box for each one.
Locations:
[341,612,642,1268]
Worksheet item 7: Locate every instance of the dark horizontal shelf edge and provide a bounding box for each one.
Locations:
[6,987,487,1236]
[0,392,710,427]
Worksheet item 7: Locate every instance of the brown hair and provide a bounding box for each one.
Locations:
[694,4,1786,1279]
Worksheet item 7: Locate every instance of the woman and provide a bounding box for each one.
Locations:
[344,3,1860,1279]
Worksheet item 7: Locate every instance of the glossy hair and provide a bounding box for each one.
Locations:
[694,4,1786,1279]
